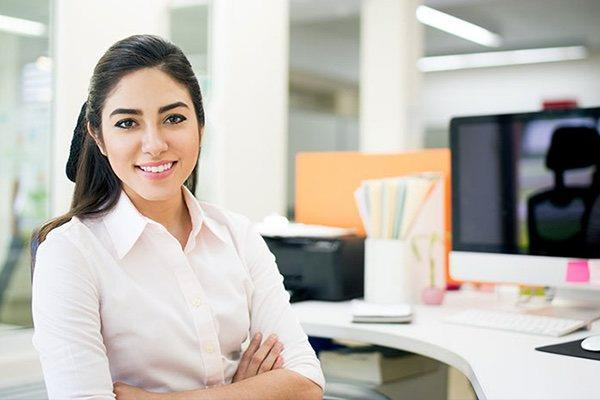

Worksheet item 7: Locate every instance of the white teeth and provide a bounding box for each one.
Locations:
[140,162,173,173]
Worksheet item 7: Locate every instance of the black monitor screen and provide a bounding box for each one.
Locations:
[451,107,600,259]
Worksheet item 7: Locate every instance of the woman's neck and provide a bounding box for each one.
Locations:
[123,186,192,247]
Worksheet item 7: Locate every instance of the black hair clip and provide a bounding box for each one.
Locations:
[65,102,87,183]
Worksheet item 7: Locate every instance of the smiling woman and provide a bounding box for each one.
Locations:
[97,69,200,219]
[30,35,324,400]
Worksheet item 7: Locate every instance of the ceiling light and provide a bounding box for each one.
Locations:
[0,14,46,37]
[416,5,501,47]
[418,46,588,72]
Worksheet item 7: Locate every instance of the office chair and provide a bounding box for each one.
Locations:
[30,229,40,283]
[586,192,600,246]
[527,126,600,258]
[0,181,27,310]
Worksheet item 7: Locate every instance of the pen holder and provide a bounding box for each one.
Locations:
[364,238,417,304]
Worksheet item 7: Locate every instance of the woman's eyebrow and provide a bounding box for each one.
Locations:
[158,101,189,114]
[109,102,189,118]
[110,108,141,117]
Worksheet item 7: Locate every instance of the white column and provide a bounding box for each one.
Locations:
[51,0,170,216]
[204,0,288,221]
[360,0,424,152]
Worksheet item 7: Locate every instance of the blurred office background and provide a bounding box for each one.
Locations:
[0,0,599,389]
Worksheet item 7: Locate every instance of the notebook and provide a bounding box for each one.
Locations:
[351,300,413,323]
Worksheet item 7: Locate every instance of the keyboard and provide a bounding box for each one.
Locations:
[445,309,589,337]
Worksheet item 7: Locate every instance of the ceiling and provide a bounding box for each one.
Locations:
[290,0,600,56]
[2,0,598,57]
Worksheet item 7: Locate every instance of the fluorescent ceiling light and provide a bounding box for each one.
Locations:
[416,5,501,47]
[0,14,46,37]
[418,46,588,72]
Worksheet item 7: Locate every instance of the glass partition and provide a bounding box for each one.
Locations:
[0,0,52,328]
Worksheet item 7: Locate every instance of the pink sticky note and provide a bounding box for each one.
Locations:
[566,260,590,283]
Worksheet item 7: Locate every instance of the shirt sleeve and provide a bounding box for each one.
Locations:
[241,222,325,390]
[31,231,115,399]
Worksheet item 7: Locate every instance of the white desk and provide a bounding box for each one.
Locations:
[292,290,600,400]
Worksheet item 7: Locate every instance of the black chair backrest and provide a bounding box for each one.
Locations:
[527,125,600,257]
[30,229,40,283]
[546,126,600,173]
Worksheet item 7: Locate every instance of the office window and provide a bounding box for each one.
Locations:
[169,1,217,202]
[0,0,52,328]
[169,1,211,100]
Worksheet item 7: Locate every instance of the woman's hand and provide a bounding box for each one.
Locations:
[113,381,161,400]
[232,333,284,382]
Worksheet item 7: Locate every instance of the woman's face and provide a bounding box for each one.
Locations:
[97,67,201,203]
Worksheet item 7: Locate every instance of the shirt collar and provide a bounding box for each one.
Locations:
[103,191,149,259]
[182,186,229,246]
[103,187,228,259]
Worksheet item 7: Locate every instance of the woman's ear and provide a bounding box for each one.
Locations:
[87,121,107,156]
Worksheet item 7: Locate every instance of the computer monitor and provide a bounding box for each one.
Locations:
[449,107,600,290]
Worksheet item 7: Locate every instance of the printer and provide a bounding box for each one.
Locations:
[263,234,364,302]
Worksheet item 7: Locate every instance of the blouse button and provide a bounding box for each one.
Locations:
[204,343,215,353]
[191,297,202,308]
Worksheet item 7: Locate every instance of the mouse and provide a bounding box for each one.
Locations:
[581,335,600,352]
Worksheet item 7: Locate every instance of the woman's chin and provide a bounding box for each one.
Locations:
[125,182,183,203]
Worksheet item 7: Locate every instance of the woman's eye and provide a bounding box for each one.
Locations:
[165,114,187,124]
[115,119,137,129]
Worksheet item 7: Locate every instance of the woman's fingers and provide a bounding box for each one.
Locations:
[273,355,284,369]
[240,332,262,367]
[233,332,262,381]
[258,341,284,373]
[248,334,278,375]
[233,332,285,382]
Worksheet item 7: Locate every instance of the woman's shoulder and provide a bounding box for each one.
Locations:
[35,217,94,267]
[32,218,99,301]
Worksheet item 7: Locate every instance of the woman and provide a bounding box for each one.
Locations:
[31,35,324,400]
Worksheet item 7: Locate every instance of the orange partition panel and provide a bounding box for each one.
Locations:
[295,149,458,285]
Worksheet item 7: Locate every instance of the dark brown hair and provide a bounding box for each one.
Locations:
[35,34,204,244]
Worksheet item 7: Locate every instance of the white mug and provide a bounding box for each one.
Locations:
[364,238,417,304]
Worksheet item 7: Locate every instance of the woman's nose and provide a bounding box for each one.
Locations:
[141,126,168,156]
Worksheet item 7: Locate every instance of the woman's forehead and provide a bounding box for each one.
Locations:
[103,68,191,115]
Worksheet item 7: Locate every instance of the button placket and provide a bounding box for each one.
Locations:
[171,253,225,386]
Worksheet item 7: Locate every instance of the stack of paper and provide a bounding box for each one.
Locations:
[255,214,356,238]
[351,300,413,323]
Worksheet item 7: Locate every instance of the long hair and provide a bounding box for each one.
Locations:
[35,35,205,244]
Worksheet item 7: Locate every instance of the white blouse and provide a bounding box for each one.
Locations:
[31,187,324,399]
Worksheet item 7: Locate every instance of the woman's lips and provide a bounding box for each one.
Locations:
[135,161,177,180]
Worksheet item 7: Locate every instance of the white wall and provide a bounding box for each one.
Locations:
[51,0,170,216]
[422,53,600,129]
[360,0,423,151]
[289,21,600,136]
[290,23,358,83]
[207,0,288,221]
